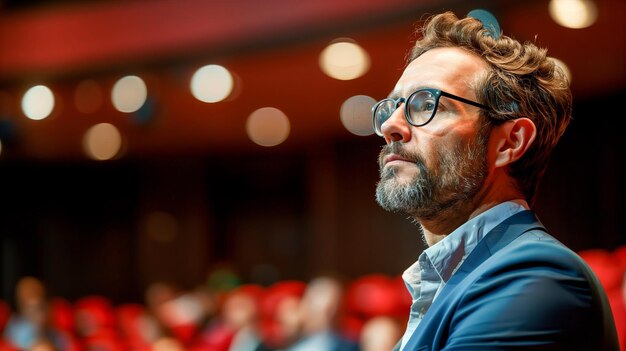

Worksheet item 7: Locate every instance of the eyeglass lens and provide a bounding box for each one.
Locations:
[373,90,438,135]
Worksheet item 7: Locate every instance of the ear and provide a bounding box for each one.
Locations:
[493,118,537,168]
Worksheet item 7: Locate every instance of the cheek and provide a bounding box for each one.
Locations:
[422,137,447,170]
[432,132,480,171]
[483,130,500,169]
[415,124,468,166]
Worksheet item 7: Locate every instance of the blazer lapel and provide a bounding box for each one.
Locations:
[401,210,546,351]
[447,210,545,287]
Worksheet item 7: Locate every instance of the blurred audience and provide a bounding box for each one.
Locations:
[256,280,306,350]
[2,277,65,351]
[4,249,626,351]
[143,281,180,342]
[285,275,359,351]
[222,284,263,351]
[184,283,263,351]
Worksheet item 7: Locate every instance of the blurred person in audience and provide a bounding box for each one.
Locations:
[143,281,221,347]
[191,284,220,328]
[73,295,124,351]
[3,277,64,350]
[184,283,242,351]
[190,283,264,351]
[141,281,180,343]
[266,292,300,350]
[160,290,208,344]
[372,9,618,351]
[189,283,281,351]
[73,295,117,338]
[115,303,155,351]
[359,316,402,351]
[221,284,264,351]
[254,281,306,351]
[286,276,358,351]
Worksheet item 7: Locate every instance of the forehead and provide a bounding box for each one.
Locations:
[393,47,488,97]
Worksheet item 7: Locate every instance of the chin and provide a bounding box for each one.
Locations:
[390,167,418,184]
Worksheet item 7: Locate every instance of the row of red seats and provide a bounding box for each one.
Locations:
[0,274,411,351]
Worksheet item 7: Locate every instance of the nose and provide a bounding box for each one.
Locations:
[380,103,411,144]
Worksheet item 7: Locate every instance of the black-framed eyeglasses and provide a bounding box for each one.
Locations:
[372,88,490,136]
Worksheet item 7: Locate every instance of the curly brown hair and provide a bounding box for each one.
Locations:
[408,11,572,206]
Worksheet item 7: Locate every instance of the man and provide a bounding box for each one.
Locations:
[373,10,619,350]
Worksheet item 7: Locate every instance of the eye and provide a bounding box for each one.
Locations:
[408,90,438,113]
[424,99,437,112]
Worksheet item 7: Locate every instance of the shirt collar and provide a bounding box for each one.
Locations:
[421,200,529,283]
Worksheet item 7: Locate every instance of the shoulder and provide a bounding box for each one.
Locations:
[465,234,597,310]
[446,231,614,348]
[488,230,594,277]
[446,233,610,341]
[474,230,600,300]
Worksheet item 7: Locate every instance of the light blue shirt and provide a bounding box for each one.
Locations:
[399,200,529,350]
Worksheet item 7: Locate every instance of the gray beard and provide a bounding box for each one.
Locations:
[375,134,488,220]
[375,158,433,216]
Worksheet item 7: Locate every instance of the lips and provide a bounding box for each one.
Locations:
[383,153,413,166]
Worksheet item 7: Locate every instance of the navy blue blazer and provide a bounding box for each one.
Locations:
[398,211,618,351]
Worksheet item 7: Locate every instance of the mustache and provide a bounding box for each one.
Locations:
[379,142,422,165]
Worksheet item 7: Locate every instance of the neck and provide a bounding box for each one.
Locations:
[416,201,482,247]
[416,177,527,247]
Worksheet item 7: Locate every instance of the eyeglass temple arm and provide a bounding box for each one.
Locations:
[440,91,489,110]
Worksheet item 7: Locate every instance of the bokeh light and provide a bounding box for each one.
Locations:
[549,0,598,29]
[22,85,55,120]
[111,75,147,113]
[319,39,370,80]
[83,123,123,160]
[142,211,178,243]
[75,80,104,114]
[340,95,376,136]
[246,107,290,147]
[190,64,234,103]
